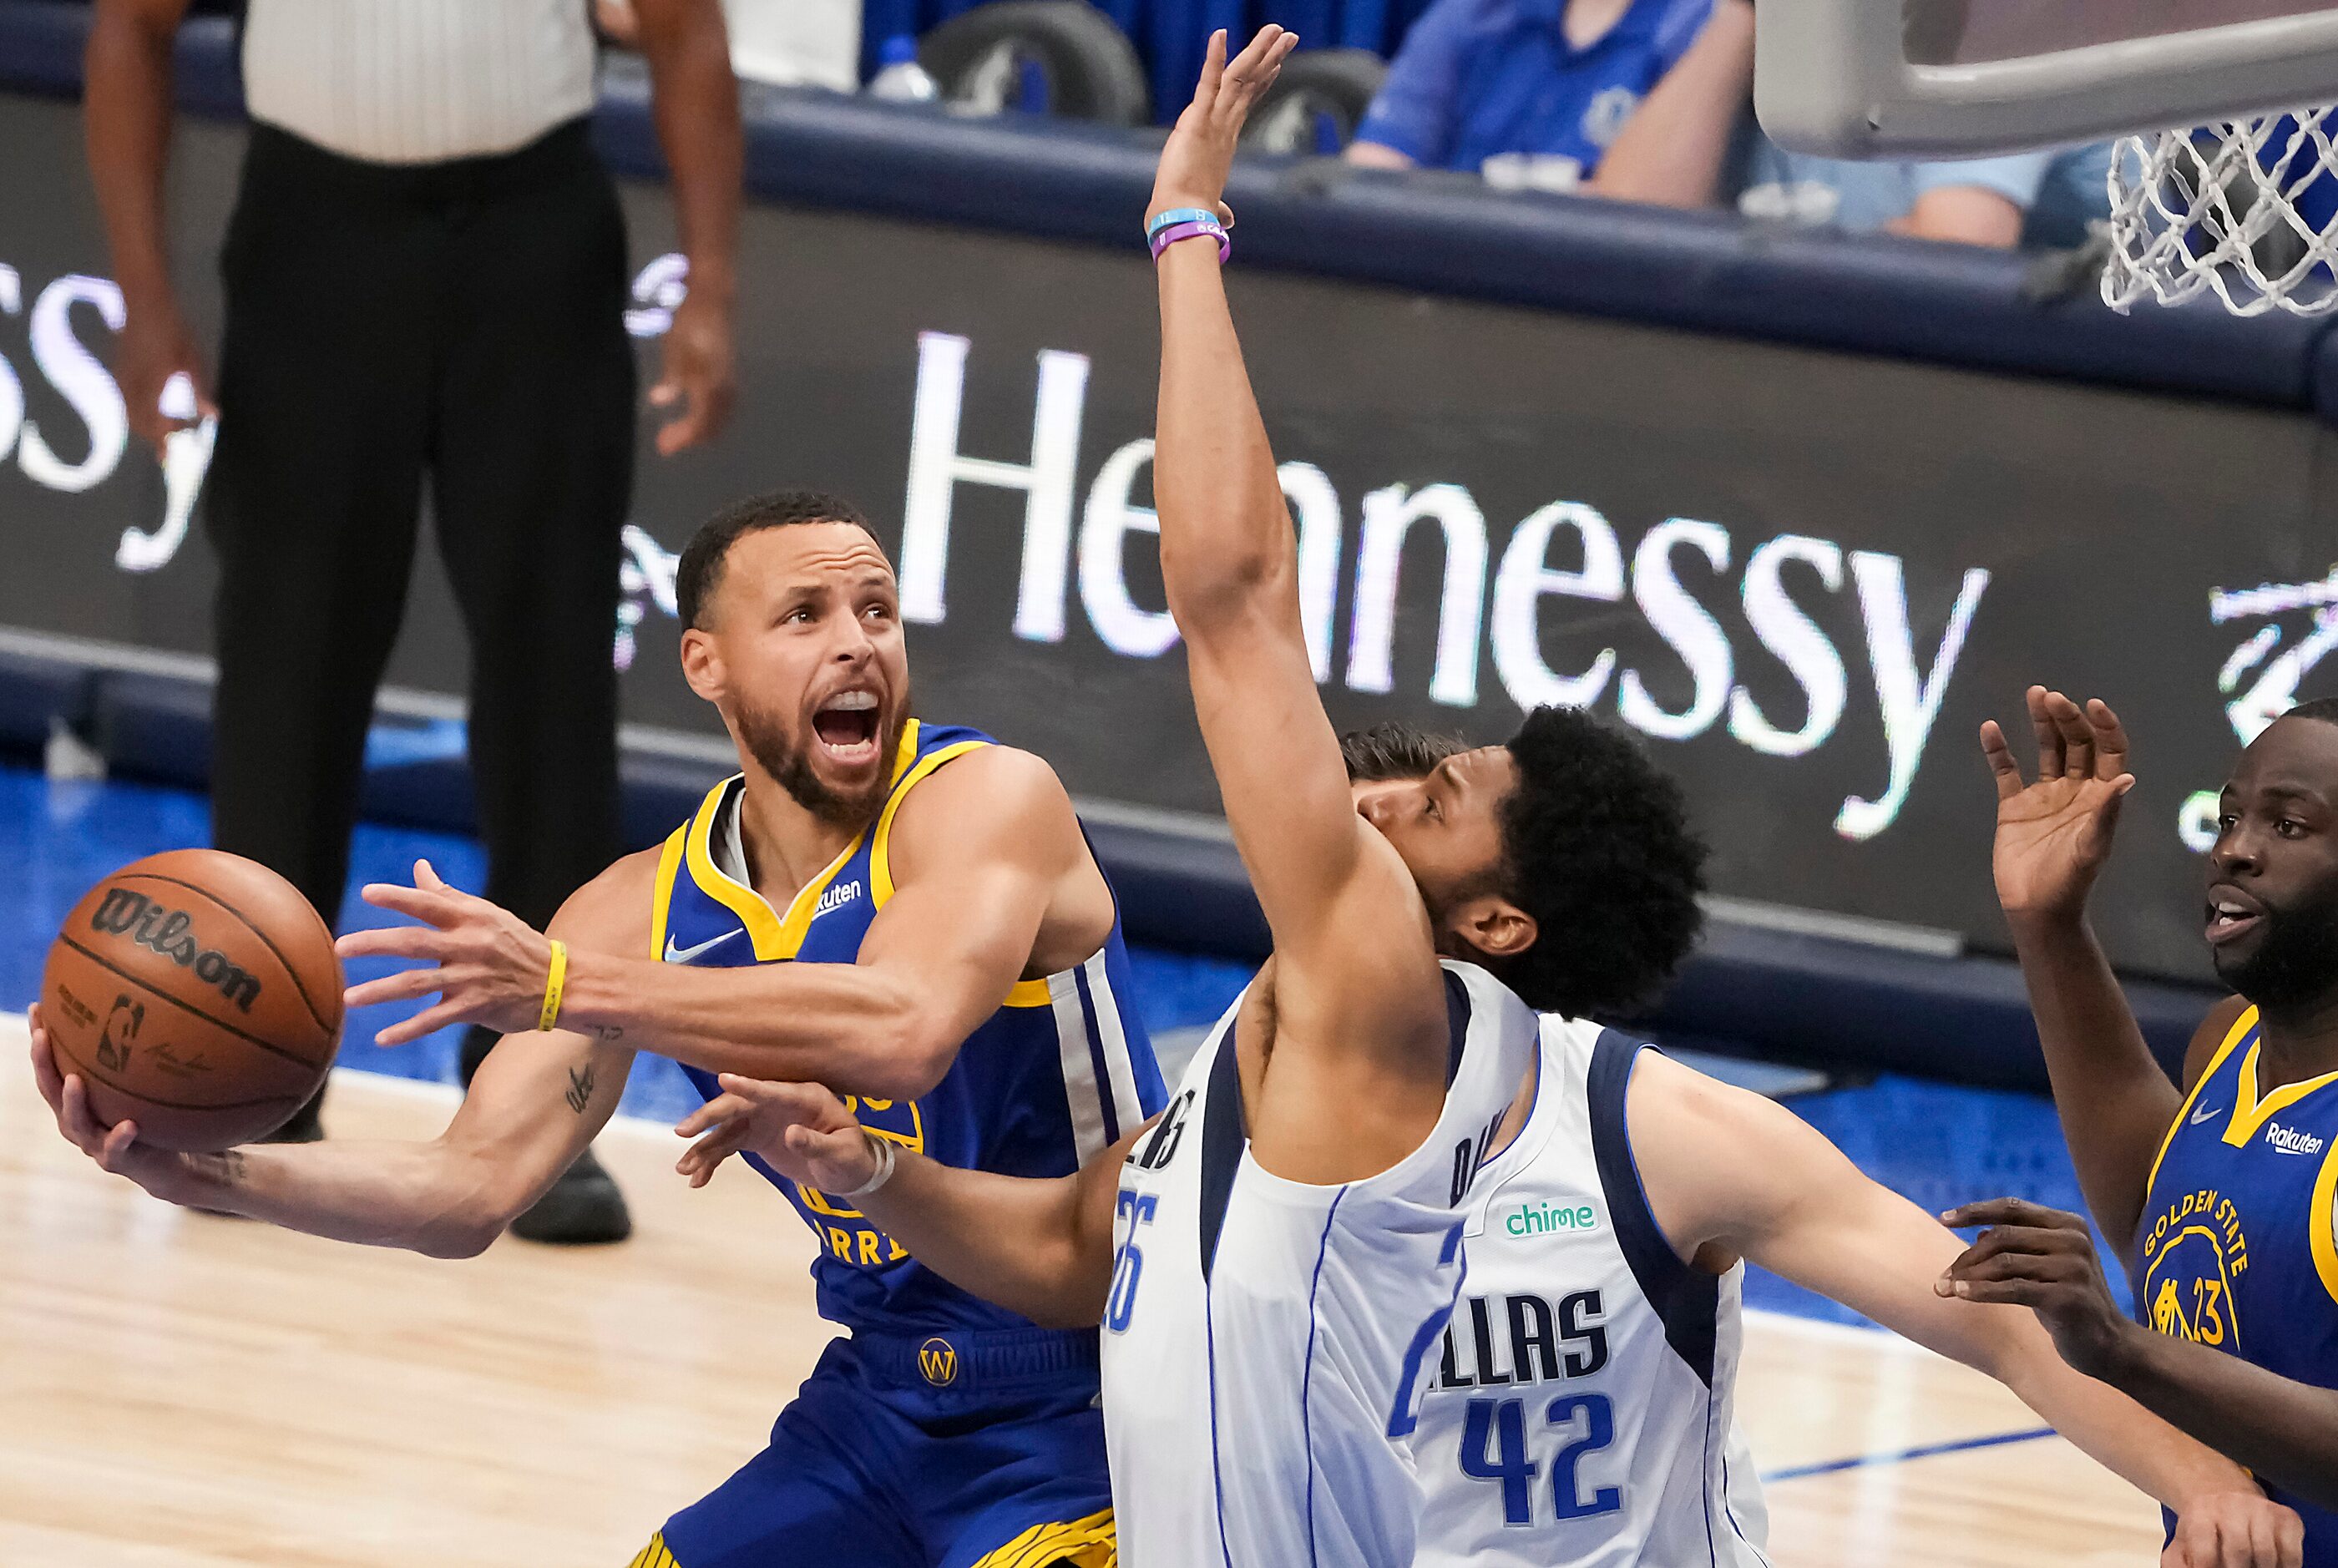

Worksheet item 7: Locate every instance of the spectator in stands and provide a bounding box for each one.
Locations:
[1345,0,1758,208]
[84,0,741,1242]
[1673,0,2110,248]
[1347,0,2105,248]
[1734,135,2115,249]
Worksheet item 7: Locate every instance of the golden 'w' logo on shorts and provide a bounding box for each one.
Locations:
[918,1336,959,1386]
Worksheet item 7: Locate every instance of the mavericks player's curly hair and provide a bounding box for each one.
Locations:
[1484,706,1707,1020]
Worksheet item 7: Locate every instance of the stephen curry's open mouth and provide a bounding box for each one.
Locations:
[812,690,881,766]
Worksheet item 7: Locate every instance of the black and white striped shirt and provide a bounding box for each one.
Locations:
[240,0,597,164]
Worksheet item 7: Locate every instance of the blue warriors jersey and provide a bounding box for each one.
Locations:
[2143,1004,2338,1561]
[650,718,1166,1338]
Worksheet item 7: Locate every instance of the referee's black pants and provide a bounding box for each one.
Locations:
[205,119,634,1114]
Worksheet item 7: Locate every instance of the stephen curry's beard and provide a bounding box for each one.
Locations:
[1341,721,1465,783]
[736,698,909,830]
[2215,896,2338,1011]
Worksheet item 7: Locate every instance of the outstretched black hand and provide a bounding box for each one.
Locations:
[1937,1196,2133,1376]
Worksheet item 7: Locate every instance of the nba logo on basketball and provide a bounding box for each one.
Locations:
[95,995,142,1072]
[918,1338,959,1387]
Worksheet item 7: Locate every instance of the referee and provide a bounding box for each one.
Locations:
[84,0,741,1243]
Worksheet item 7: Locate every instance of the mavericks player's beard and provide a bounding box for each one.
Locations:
[2217,890,2338,1011]
[734,690,911,830]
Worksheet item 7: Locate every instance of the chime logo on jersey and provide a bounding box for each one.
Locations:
[1503,1200,1602,1238]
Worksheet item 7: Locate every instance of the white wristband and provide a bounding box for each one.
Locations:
[838,1132,898,1199]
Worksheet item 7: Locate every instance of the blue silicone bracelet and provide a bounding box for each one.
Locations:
[1146,206,1221,240]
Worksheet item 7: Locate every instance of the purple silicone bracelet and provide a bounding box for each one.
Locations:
[1150,219,1230,263]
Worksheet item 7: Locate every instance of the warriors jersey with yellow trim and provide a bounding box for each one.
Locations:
[2141,1003,2338,1561]
[650,718,1166,1337]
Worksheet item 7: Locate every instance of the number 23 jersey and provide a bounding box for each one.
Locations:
[1098,960,1541,1568]
[1410,1018,1769,1568]
[2140,1004,2338,1560]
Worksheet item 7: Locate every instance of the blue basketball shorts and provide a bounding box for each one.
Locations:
[640,1327,1117,1568]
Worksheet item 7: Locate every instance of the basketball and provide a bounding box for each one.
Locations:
[40,849,343,1152]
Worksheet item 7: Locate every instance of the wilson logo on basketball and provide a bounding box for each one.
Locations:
[89,888,263,1012]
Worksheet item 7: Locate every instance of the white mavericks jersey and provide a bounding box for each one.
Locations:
[1413,1016,1769,1567]
[1099,960,1541,1567]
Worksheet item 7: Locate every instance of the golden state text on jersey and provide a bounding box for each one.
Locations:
[2143,1004,2338,1558]
[650,719,1166,1336]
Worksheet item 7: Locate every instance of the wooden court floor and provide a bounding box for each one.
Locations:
[0,1021,2163,1565]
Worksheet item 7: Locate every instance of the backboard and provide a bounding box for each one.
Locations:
[1756,0,2338,155]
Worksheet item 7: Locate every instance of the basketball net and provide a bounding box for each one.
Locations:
[2106,107,2338,316]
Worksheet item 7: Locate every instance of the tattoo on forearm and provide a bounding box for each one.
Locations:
[564,1064,597,1115]
[589,1025,624,1043]
[194,1149,247,1186]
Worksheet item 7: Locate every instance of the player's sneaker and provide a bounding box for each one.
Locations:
[512,1146,632,1246]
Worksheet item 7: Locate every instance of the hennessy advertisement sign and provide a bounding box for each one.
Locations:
[2,93,2333,983]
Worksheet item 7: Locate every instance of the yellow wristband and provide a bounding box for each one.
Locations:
[539,938,569,1034]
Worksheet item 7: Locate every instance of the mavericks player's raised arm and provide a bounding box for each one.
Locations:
[34,853,647,1259]
[341,746,1099,1104]
[1623,1050,2303,1563]
[1150,28,1448,1076]
[675,1075,1147,1328]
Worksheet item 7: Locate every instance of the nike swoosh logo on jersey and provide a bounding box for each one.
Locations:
[2190,1101,2223,1126]
[664,928,743,964]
